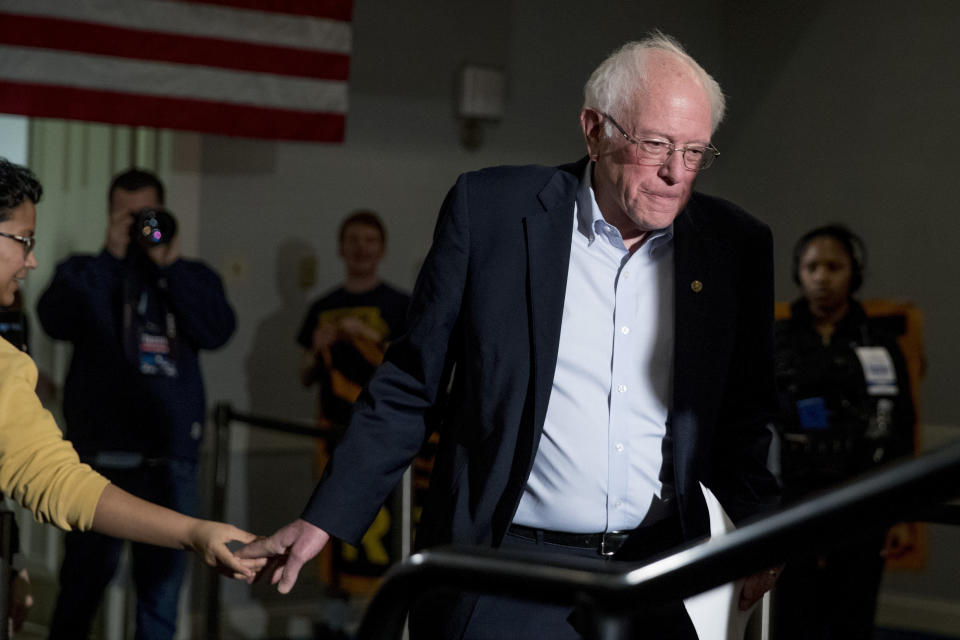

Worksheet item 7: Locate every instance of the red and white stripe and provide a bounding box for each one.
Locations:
[0,0,353,141]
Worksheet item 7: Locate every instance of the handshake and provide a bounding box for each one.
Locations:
[203,516,328,593]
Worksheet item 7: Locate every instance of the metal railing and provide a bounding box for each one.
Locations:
[355,439,960,640]
[204,401,960,640]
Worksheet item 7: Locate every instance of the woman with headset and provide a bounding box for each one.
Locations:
[771,224,915,639]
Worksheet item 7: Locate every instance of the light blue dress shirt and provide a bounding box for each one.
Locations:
[513,164,675,533]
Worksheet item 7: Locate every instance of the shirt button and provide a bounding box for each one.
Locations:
[623,271,630,279]
[614,500,622,509]
[615,443,624,453]
[617,384,627,393]
[621,326,630,335]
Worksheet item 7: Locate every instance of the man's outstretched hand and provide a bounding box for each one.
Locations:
[237,519,330,594]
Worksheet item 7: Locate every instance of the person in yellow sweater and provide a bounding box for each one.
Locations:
[0,158,259,629]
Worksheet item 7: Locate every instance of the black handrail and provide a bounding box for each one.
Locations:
[356,440,960,640]
[213,403,341,439]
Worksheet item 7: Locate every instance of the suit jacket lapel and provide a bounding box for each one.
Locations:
[524,161,583,441]
[496,161,581,537]
[671,200,723,524]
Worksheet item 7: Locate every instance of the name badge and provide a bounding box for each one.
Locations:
[138,332,178,377]
[854,346,898,396]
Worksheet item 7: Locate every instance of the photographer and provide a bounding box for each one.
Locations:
[36,168,236,640]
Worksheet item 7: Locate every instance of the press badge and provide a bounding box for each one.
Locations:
[138,332,178,377]
[854,346,898,396]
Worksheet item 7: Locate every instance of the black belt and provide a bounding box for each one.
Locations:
[507,515,685,560]
[507,524,636,557]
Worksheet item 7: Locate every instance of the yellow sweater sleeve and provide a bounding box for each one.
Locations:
[0,339,109,531]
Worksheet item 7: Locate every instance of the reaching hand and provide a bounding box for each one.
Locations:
[237,519,330,594]
[185,520,267,580]
[738,565,782,611]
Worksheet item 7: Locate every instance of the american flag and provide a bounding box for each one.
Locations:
[0,0,352,141]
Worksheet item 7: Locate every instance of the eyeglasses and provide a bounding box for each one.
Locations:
[0,231,36,257]
[601,112,719,171]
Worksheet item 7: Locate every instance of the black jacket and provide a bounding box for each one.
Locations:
[774,298,915,501]
[37,250,235,462]
[302,159,780,637]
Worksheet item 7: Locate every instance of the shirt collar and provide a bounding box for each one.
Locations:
[576,161,674,256]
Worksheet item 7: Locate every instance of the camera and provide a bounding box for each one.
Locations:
[130,208,177,248]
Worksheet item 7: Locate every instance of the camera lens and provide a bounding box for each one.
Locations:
[130,208,177,247]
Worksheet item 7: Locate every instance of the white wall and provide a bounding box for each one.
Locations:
[0,114,29,163]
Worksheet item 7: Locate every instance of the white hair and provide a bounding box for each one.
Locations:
[583,32,726,135]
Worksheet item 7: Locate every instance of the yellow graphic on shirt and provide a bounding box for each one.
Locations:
[342,506,391,566]
[315,306,390,403]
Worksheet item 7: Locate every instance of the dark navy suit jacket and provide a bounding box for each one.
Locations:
[302,158,779,632]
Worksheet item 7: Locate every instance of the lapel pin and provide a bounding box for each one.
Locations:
[690,280,703,293]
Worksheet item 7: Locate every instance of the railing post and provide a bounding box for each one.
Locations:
[401,468,413,561]
[580,602,633,640]
[590,615,633,640]
[0,507,13,640]
[206,402,232,640]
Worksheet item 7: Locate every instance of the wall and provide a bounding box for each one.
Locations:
[709,0,960,428]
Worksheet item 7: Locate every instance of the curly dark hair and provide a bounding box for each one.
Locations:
[0,158,43,223]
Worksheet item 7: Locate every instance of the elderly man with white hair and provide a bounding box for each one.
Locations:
[244,32,781,639]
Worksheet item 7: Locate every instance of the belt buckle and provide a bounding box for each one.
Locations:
[599,531,626,557]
